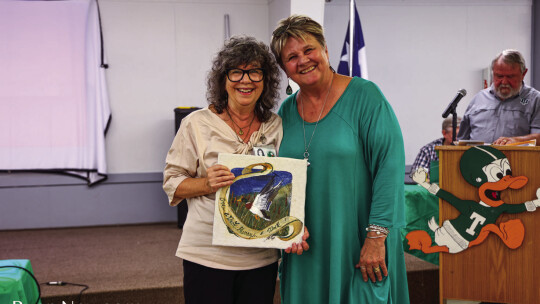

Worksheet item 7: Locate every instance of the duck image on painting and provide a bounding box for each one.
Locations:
[213,153,307,249]
[407,145,540,254]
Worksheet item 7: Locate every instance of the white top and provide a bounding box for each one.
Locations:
[163,107,282,270]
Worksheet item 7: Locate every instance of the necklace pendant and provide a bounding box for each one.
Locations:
[300,72,334,170]
[303,151,310,167]
[238,130,244,135]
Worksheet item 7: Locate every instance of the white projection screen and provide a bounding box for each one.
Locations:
[0,0,110,185]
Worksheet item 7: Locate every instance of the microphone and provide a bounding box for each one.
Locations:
[442,89,467,118]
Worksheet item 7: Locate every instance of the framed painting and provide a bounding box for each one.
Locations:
[212,153,307,249]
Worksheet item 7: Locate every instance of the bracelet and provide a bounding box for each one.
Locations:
[366,224,389,235]
[366,234,387,239]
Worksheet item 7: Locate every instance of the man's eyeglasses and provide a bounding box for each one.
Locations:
[226,68,264,82]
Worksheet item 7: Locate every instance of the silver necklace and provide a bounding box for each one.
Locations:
[299,72,335,166]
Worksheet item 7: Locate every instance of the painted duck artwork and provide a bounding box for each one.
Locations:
[406,145,540,254]
[213,154,307,249]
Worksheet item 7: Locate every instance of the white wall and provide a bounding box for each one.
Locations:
[291,0,325,25]
[325,0,531,163]
[269,0,290,41]
[99,0,532,174]
[100,0,270,173]
[269,0,291,106]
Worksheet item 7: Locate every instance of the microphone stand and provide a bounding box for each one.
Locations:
[442,89,466,144]
[443,101,459,144]
[451,111,458,144]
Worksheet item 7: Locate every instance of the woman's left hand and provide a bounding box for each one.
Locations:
[284,226,310,255]
[355,232,388,282]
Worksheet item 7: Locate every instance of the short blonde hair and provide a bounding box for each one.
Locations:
[270,15,326,67]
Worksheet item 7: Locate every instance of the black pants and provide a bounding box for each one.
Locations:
[183,260,278,304]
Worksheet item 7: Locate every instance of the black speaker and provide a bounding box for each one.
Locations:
[174,107,200,229]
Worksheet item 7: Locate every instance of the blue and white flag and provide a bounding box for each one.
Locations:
[337,3,368,79]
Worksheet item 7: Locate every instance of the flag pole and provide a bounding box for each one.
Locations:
[349,0,354,76]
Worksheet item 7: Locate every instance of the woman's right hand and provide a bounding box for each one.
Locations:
[205,164,235,193]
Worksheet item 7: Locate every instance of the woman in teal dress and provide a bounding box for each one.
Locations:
[271,15,410,304]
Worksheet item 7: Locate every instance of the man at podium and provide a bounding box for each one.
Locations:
[458,49,540,143]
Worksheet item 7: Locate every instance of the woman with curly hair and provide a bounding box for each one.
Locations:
[163,36,282,304]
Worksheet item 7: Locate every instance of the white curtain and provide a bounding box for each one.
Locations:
[0,0,111,185]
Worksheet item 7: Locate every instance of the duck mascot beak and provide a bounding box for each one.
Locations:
[460,146,528,207]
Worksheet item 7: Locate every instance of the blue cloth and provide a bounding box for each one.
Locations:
[337,2,367,78]
[457,83,540,142]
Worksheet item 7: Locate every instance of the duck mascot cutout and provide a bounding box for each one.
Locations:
[407,145,540,254]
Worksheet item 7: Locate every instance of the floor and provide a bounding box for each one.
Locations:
[1,222,496,304]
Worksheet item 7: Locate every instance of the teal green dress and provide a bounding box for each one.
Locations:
[278,77,410,304]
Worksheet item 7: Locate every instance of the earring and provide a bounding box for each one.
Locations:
[286,78,293,95]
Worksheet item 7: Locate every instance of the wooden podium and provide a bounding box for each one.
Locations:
[436,145,540,304]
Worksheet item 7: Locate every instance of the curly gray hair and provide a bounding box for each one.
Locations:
[206,36,280,122]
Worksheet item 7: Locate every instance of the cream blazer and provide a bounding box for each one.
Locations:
[163,107,282,270]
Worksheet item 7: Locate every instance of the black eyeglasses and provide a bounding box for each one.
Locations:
[226,68,264,82]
